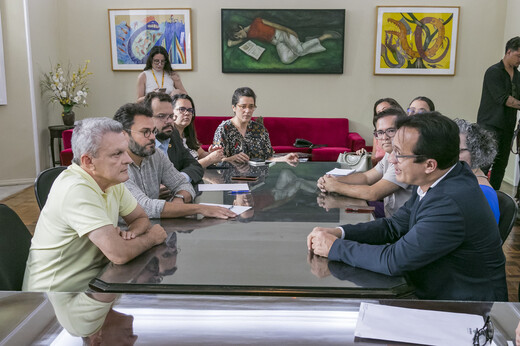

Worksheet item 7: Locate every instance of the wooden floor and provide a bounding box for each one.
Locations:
[2,186,520,302]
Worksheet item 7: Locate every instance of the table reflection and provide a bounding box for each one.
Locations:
[47,292,137,344]
[91,162,409,298]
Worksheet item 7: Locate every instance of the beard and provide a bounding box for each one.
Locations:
[155,131,171,141]
[128,138,155,157]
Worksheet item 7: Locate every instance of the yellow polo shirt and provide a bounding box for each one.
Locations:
[22,163,137,292]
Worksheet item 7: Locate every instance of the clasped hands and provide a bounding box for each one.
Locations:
[317,174,340,193]
[118,224,166,242]
[306,226,341,258]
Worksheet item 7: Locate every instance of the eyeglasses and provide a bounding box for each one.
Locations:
[473,316,493,345]
[394,154,426,162]
[153,59,166,65]
[407,107,428,115]
[236,104,257,110]
[392,148,426,163]
[374,128,397,139]
[128,128,156,138]
[153,113,174,121]
[175,107,195,115]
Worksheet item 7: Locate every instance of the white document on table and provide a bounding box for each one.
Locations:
[355,302,484,345]
[200,203,252,216]
[198,183,249,192]
[326,168,355,176]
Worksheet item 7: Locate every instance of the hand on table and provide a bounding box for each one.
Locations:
[306,227,341,257]
[206,149,224,165]
[317,174,340,193]
[199,205,237,219]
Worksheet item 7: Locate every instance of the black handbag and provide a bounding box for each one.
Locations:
[293,138,326,149]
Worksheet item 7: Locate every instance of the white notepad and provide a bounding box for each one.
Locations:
[355,302,485,345]
[198,183,249,192]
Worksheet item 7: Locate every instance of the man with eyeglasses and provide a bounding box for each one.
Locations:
[317,108,411,217]
[144,92,203,185]
[477,36,520,190]
[114,103,236,220]
[309,112,507,301]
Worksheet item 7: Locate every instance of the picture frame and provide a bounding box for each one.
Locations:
[108,8,192,71]
[221,9,345,74]
[0,9,7,105]
[374,6,459,76]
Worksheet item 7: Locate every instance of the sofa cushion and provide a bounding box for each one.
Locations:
[262,117,350,147]
[194,116,230,146]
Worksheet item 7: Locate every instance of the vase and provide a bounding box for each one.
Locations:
[62,109,75,126]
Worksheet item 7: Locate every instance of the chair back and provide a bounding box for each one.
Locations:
[497,191,518,244]
[34,166,67,210]
[0,204,32,290]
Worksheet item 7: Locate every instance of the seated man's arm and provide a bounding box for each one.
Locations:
[124,179,168,219]
[328,195,465,276]
[87,205,167,265]
[319,168,398,201]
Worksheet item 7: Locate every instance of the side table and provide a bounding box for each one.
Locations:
[48,125,74,167]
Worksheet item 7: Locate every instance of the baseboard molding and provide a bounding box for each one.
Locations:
[0,178,35,186]
[503,176,517,188]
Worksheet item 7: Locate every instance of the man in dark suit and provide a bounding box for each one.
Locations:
[477,36,520,190]
[307,113,507,301]
[144,92,204,185]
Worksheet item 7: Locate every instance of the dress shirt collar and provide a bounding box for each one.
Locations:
[416,164,456,200]
[155,137,170,156]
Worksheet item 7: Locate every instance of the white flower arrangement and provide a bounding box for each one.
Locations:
[41,60,92,114]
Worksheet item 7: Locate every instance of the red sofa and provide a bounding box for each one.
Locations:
[193,116,365,161]
[59,117,366,164]
[60,129,73,166]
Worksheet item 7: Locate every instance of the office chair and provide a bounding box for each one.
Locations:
[496,191,518,244]
[34,166,67,210]
[0,204,32,290]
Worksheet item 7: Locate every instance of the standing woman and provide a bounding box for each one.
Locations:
[172,94,225,168]
[213,87,298,164]
[136,46,187,103]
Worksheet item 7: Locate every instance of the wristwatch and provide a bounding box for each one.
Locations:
[173,194,185,200]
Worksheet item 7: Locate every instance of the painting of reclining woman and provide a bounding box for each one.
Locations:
[222,9,345,74]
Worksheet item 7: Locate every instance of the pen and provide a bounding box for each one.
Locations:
[228,190,250,194]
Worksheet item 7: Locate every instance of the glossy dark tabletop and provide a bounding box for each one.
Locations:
[91,162,412,298]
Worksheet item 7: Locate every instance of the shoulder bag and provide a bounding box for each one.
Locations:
[337,152,371,172]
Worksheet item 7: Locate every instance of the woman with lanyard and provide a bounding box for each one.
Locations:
[137,46,187,103]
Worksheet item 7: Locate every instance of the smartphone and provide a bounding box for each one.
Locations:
[231,175,258,181]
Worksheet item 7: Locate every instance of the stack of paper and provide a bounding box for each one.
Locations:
[355,302,485,345]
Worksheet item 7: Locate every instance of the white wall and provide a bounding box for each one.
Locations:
[0,0,514,184]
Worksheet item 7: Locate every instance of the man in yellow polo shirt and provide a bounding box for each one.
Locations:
[22,117,167,292]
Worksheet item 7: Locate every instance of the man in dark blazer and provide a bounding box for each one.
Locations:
[307,113,507,301]
[477,36,520,190]
[144,92,204,185]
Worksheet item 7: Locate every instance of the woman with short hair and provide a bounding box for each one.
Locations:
[455,118,499,223]
[213,87,298,164]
